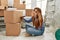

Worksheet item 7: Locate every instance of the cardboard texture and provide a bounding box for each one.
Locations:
[0,9,4,16]
[4,10,23,23]
[6,23,21,36]
[17,4,25,10]
[14,0,20,8]
[0,0,7,6]
[26,9,33,16]
[0,6,5,9]
[14,4,25,10]
[14,0,25,10]
[14,0,20,4]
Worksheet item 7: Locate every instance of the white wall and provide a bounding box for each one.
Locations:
[54,0,60,25]
[31,0,36,9]
[41,0,47,16]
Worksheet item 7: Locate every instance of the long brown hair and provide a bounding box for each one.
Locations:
[32,7,43,29]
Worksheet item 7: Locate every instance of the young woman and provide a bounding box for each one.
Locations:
[25,7,45,36]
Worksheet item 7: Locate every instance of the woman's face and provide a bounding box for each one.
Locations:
[34,9,38,15]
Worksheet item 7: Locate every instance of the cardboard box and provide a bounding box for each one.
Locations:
[0,9,4,16]
[14,0,20,4]
[4,10,23,23]
[6,23,21,36]
[14,0,20,8]
[0,0,7,6]
[26,9,33,16]
[14,3,25,10]
[0,6,5,9]
[14,0,25,10]
[17,4,25,10]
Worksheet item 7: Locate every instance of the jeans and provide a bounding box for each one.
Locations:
[26,23,45,36]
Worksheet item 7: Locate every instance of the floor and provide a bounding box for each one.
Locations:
[0,26,56,40]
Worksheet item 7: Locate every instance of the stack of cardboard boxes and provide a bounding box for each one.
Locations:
[4,10,23,36]
[0,0,7,16]
[0,0,25,36]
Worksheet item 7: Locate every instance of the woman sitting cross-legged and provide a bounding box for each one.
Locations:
[25,7,45,36]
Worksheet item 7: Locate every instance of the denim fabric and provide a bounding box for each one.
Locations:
[26,23,45,36]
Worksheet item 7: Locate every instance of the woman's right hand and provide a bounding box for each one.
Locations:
[31,11,35,17]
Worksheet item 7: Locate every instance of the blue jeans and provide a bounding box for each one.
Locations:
[26,23,45,36]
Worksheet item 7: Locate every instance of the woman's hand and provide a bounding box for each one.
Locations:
[31,11,35,17]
